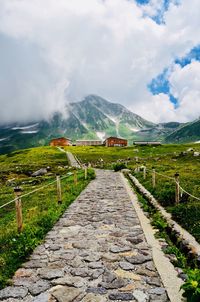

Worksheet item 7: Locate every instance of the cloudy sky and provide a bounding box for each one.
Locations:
[0,0,200,124]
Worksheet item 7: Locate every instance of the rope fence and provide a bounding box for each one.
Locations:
[179,185,200,202]
[153,171,175,181]
[0,174,72,210]
[0,168,89,233]
[135,166,200,204]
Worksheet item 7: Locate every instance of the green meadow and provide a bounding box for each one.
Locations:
[1,143,200,298]
[65,143,200,243]
[0,147,94,288]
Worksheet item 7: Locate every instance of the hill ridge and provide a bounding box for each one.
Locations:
[0,94,196,154]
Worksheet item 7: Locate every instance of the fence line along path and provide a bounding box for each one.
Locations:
[0,170,170,302]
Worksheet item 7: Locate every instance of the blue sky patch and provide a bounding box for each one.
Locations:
[175,45,200,67]
[149,69,170,95]
[148,43,200,108]
[169,94,178,107]
[136,0,180,25]
[148,68,178,107]
[154,0,170,24]
[135,0,149,4]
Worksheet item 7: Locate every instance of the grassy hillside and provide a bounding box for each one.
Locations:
[66,144,200,243]
[0,146,94,288]
[165,119,200,143]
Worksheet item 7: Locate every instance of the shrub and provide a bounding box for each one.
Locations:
[151,212,168,231]
[153,182,175,207]
[170,203,200,243]
[113,163,127,172]
[181,269,200,302]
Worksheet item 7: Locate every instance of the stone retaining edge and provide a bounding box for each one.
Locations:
[121,173,185,302]
[126,172,200,265]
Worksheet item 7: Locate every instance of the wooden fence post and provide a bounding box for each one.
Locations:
[152,168,156,188]
[56,175,62,204]
[175,173,180,204]
[143,166,146,180]
[74,170,78,185]
[84,167,88,180]
[14,187,23,233]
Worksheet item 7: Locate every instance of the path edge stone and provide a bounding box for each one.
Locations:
[120,172,185,302]
[127,173,200,261]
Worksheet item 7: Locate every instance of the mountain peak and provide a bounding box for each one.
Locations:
[0,94,192,154]
[82,94,122,108]
[67,95,156,141]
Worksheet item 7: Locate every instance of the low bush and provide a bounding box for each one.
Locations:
[151,212,168,231]
[113,163,127,172]
[181,269,200,302]
[152,182,175,207]
[170,203,200,243]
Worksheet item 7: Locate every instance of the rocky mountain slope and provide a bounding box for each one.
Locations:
[0,95,184,154]
[68,95,155,139]
[165,118,200,143]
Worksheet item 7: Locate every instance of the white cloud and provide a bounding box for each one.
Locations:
[130,92,177,123]
[139,0,168,20]
[168,61,200,122]
[0,0,199,124]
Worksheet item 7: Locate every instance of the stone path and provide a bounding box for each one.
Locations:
[56,148,81,168]
[66,152,81,168]
[0,170,169,302]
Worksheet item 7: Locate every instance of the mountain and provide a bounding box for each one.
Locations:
[0,95,182,154]
[132,121,183,142]
[68,95,155,139]
[165,118,200,143]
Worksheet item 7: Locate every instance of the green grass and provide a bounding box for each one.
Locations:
[64,144,200,243]
[1,143,200,297]
[0,146,95,288]
[136,193,188,269]
[136,192,200,302]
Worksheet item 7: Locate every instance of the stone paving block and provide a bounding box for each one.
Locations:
[0,170,169,302]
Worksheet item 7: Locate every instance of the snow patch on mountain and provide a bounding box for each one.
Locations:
[105,114,120,136]
[71,111,89,131]
[12,123,39,130]
[129,126,140,132]
[0,137,9,142]
[21,130,39,134]
[106,115,118,124]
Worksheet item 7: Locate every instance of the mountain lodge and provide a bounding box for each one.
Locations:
[50,137,72,147]
[104,137,128,147]
[76,140,102,146]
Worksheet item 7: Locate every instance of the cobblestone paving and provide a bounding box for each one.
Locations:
[0,170,169,302]
[66,152,81,168]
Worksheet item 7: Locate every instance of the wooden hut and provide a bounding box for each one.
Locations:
[50,137,72,147]
[104,137,128,147]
